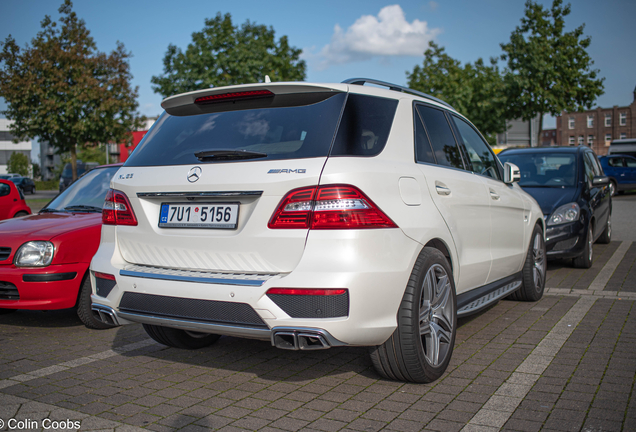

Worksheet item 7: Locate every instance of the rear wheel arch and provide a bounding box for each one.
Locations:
[424,238,453,273]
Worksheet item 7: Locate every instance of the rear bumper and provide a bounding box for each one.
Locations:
[90,228,422,347]
[0,263,85,310]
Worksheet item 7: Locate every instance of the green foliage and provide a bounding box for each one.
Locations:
[151,13,306,98]
[0,0,143,181]
[501,0,604,130]
[77,144,107,166]
[35,179,58,191]
[7,152,30,176]
[407,42,508,146]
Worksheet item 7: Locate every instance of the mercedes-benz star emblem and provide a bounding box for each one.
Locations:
[187,166,202,183]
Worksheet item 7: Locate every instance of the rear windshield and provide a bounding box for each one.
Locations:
[125,93,347,166]
[499,153,578,187]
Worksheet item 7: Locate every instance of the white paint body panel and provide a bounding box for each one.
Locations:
[91,81,544,347]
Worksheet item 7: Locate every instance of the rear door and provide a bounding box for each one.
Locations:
[113,86,347,274]
[414,104,492,293]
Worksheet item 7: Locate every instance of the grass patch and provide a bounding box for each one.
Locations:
[25,198,53,213]
[35,179,59,191]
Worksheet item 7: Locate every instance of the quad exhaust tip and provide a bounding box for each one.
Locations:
[91,304,121,326]
[272,329,331,350]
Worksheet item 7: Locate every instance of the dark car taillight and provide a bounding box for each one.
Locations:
[268,184,397,230]
[102,189,138,226]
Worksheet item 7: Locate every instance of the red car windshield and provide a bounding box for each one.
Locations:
[42,166,121,213]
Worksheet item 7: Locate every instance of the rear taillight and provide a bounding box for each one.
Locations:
[267,288,347,296]
[102,189,138,226]
[268,185,397,230]
[94,272,116,281]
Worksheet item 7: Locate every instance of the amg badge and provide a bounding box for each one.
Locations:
[268,169,307,174]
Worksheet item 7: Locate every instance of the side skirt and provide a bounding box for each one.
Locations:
[456,272,522,318]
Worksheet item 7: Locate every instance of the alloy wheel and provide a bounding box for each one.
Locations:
[532,232,546,292]
[419,264,454,367]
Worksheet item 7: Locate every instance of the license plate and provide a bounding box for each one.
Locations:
[159,203,239,229]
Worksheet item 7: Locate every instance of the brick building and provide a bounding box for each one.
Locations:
[556,86,636,155]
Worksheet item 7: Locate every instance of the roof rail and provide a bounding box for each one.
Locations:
[342,78,455,110]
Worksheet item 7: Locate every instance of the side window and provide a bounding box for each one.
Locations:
[451,116,500,180]
[583,153,597,184]
[608,158,623,168]
[416,105,464,169]
[331,94,398,157]
[414,109,435,164]
[0,183,10,197]
[626,158,636,168]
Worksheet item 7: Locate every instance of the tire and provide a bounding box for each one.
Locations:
[31,187,36,195]
[370,247,456,383]
[609,180,617,197]
[77,273,116,329]
[509,224,546,302]
[143,324,220,349]
[573,224,594,268]
[596,213,611,244]
[13,211,28,218]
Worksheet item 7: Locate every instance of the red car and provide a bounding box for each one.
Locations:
[0,164,121,328]
[0,179,31,220]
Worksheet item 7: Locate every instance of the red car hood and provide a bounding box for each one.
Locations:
[0,212,102,248]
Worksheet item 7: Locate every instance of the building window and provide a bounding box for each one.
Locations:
[569,117,575,129]
[620,112,627,126]
[587,115,594,128]
[605,134,612,146]
[588,135,594,146]
[578,136,584,145]
[605,114,612,127]
[569,136,575,145]
[620,133,627,139]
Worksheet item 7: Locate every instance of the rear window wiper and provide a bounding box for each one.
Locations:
[194,149,267,161]
[63,205,103,213]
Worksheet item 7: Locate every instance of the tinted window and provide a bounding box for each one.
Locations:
[414,110,435,164]
[0,183,9,197]
[416,105,464,169]
[452,116,500,180]
[499,153,577,187]
[626,157,636,168]
[608,157,624,167]
[126,93,346,167]
[331,94,398,157]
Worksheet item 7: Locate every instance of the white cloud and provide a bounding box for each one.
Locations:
[312,5,440,69]
[429,1,439,11]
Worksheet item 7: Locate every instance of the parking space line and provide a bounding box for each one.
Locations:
[0,339,156,390]
[588,241,632,290]
[461,296,596,431]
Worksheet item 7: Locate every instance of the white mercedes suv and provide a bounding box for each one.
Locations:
[90,78,546,383]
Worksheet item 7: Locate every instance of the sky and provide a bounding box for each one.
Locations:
[1,0,635,135]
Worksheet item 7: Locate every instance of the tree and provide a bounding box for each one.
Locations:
[501,0,604,145]
[7,152,30,176]
[151,13,306,98]
[0,0,142,181]
[407,42,508,146]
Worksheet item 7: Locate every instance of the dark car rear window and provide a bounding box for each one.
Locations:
[125,93,347,166]
[330,94,398,157]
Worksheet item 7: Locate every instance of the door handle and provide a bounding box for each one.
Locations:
[435,183,451,196]
[489,189,500,200]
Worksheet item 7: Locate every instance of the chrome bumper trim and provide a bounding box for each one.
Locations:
[119,265,278,287]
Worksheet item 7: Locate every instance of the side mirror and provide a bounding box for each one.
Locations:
[592,175,609,187]
[504,162,521,184]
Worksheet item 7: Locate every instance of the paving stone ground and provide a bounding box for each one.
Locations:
[1,245,635,430]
